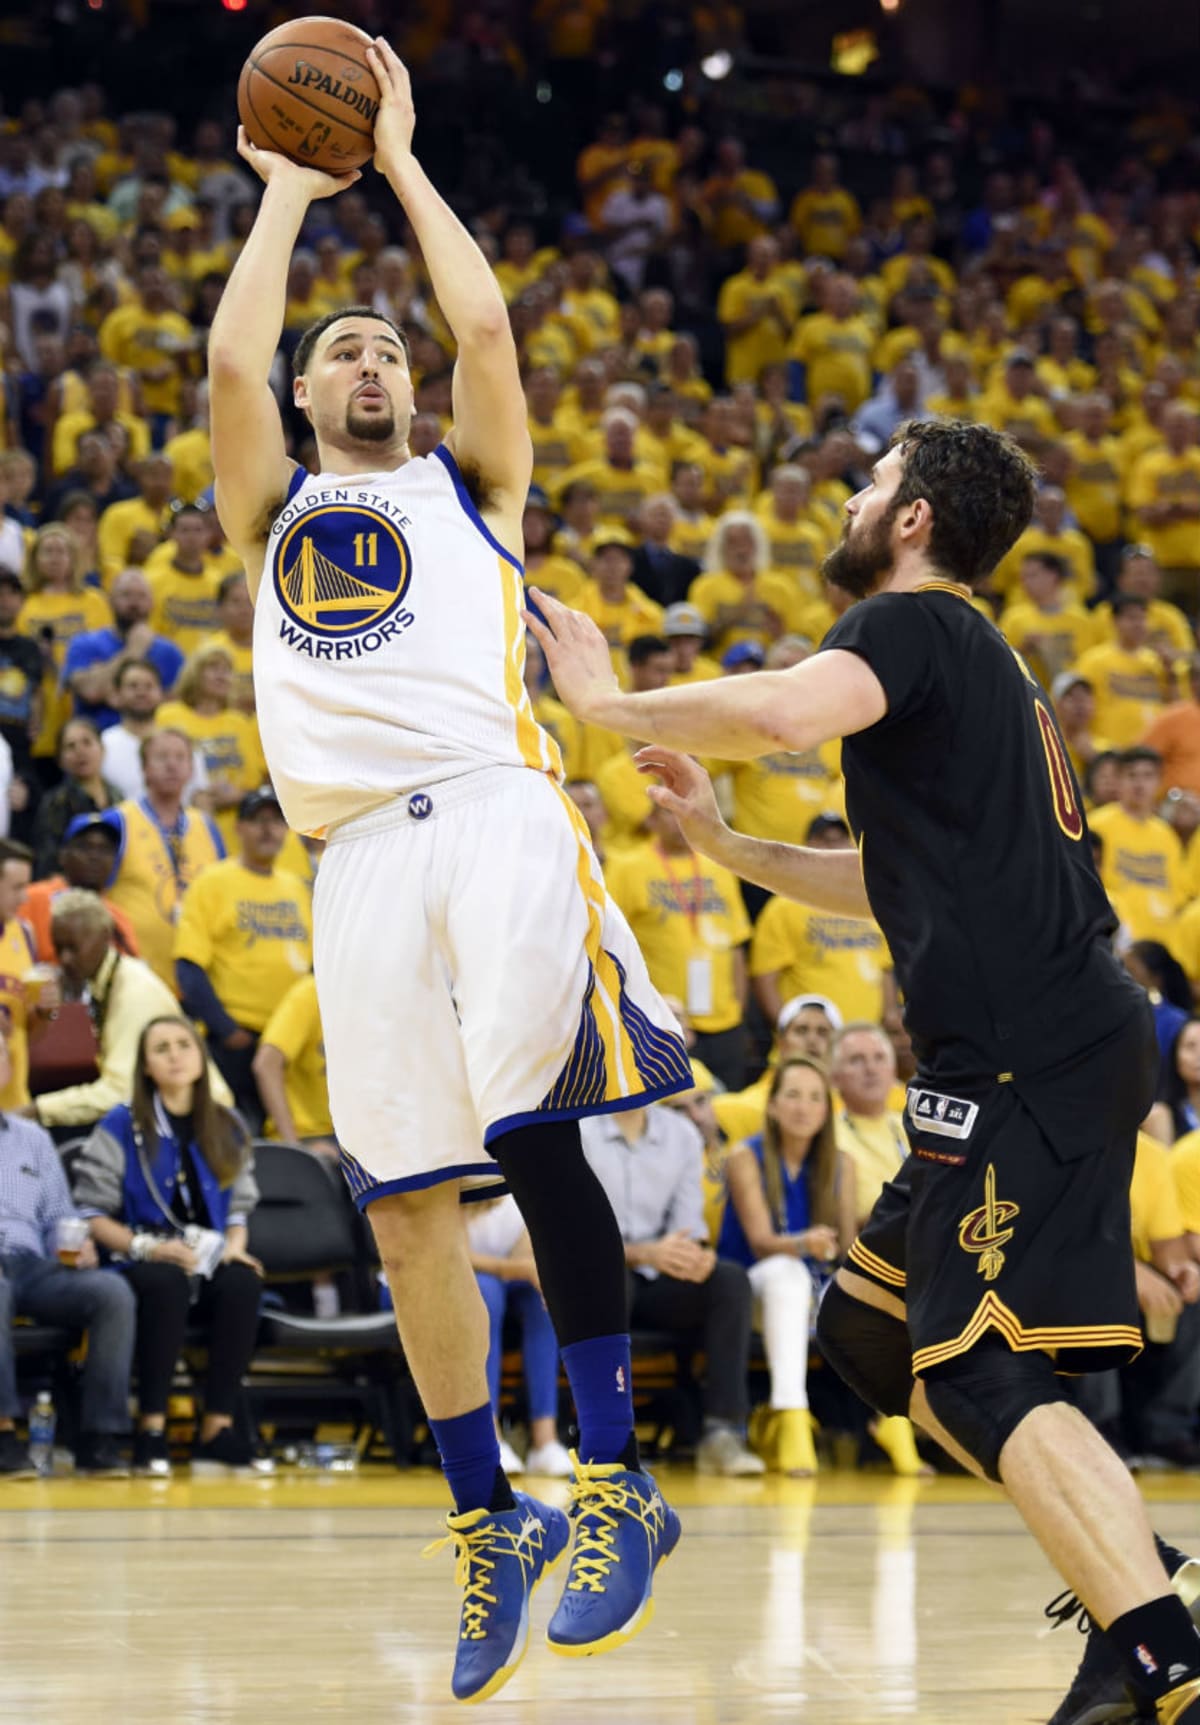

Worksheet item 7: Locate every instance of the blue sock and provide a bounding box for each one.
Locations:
[429,1404,507,1515]
[562,1333,635,1465]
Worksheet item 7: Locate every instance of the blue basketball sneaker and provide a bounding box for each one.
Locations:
[546,1454,681,1657]
[423,1490,570,1703]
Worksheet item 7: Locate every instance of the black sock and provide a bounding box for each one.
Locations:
[1159,1535,1193,1580]
[488,1466,516,1514]
[1106,1596,1200,1701]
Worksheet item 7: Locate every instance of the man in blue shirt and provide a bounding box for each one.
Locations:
[0,1035,135,1476]
[60,569,184,731]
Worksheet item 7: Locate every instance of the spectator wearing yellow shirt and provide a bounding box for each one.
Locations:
[96,453,173,585]
[639,385,709,482]
[1064,394,1127,579]
[787,275,875,416]
[662,603,721,687]
[558,250,620,354]
[107,728,224,989]
[695,396,757,514]
[831,1024,909,1232]
[879,218,956,302]
[663,332,713,410]
[750,813,888,1029]
[206,571,255,716]
[717,236,792,388]
[522,488,587,610]
[97,264,196,442]
[668,461,716,564]
[281,251,329,332]
[700,138,780,253]
[605,803,751,1088]
[143,503,226,655]
[977,351,1058,448]
[20,525,113,762]
[492,223,545,303]
[633,287,678,372]
[175,789,313,1129]
[998,552,1094,689]
[526,366,586,492]
[1075,595,1168,748]
[161,394,212,505]
[924,351,980,425]
[555,410,662,529]
[752,465,828,597]
[1051,671,1111,785]
[1089,547,1195,663]
[576,114,632,231]
[1037,315,1096,400]
[1128,404,1200,603]
[575,531,664,663]
[788,154,861,261]
[689,513,802,654]
[990,486,1097,607]
[1089,747,1185,942]
[252,973,334,1148]
[50,361,150,478]
[157,642,265,846]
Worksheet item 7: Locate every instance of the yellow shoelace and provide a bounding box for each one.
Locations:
[565,1464,664,1595]
[423,1523,501,1640]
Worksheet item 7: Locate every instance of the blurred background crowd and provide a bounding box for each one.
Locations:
[0,0,1198,1480]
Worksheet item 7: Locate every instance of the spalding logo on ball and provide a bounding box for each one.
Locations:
[238,16,381,173]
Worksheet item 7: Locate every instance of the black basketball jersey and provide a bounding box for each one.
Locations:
[821,582,1143,1083]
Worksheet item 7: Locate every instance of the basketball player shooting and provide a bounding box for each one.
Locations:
[208,38,689,1705]
[528,421,1200,1725]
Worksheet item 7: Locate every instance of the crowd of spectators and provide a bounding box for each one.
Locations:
[0,19,1199,1477]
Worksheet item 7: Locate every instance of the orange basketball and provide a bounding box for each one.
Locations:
[237,16,381,174]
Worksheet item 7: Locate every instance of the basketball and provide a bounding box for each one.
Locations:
[237,16,381,174]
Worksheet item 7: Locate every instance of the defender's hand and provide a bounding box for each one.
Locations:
[523,589,621,725]
[235,126,361,199]
[636,748,728,854]
[366,39,417,172]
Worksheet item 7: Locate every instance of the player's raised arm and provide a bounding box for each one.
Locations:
[368,40,532,518]
[208,135,361,589]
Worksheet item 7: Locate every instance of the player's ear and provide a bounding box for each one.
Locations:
[293,374,310,411]
[900,496,932,542]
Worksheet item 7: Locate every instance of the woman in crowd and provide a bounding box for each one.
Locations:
[1164,1017,1200,1143]
[156,641,264,845]
[20,524,112,774]
[465,1194,571,1478]
[30,717,121,878]
[71,1015,269,1476]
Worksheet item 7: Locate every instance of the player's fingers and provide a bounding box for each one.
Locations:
[646,784,686,814]
[528,585,565,621]
[521,607,556,647]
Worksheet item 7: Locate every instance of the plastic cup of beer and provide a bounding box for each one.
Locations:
[1145,1306,1179,1346]
[26,963,58,1006]
[55,1217,89,1267]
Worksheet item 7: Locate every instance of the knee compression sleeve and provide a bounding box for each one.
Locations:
[815,1280,915,1418]
[922,1336,1068,1483]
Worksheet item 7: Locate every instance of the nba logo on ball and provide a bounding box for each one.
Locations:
[275,504,414,657]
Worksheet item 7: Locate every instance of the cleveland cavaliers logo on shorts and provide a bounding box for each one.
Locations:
[958,1164,1020,1283]
[275,504,414,657]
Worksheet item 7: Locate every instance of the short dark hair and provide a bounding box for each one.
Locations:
[1023,550,1067,583]
[293,305,411,378]
[1111,592,1149,616]
[888,420,1038,588]
[217,571,247,603]
[114,656,163,691]
[1119,746,1162,770]
[628,635,670,666]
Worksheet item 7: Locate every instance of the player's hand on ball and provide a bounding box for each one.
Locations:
[366,38,417,171]
[236,126,361,199]
[523,589,620,723]
[635,748,727,852]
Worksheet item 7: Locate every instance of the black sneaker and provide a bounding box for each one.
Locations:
[132,1430,172,1479]
[0,1429,35,1479]
[1043,1584,1200,1725]
[74,1434,130,1478]
[191,1427,275,1477]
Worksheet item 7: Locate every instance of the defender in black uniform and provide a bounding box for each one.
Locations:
[528,420,1200,1725]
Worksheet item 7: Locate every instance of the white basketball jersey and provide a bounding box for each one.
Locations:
[254,446,562,834]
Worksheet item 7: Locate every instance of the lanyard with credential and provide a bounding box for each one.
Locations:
[842,1111,908,1169]
[139,796,187,892]
[655,844,704,934]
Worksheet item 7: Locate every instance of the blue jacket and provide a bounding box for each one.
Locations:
[73,1099,257,1238]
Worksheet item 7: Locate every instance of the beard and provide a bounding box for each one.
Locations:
[822,503,899,599]
[346,403,397,444]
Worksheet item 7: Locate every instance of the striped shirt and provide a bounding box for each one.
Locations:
[0,1114,77,1258]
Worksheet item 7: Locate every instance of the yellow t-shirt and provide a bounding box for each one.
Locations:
[687,570,803,651]
[997,602,1094,688]
[605,841,752,1034]
[705,169,779,250]
[669,513,716,563]
[1063,432,1126,544]
[751,505,828,596]
[1169,1129,1200,1234]
[146,562,226,655]
[154,703,266,844]
[749,895,887,1024]
[787,313,875,414]
[97,496,169,584]
[97,303,196,416]
[575,581,664,654]
[976,388,1057,444]
[716,270,790,387]
[1168,898,1200,987]
[173,859,313,1033]
[1088,599,1193,658]
[0,916,34,1110]
[836,1110,909,1223]
[162,426,214,504]
[20,587,114,756]
[1074,643,1167,749]
[206,630,254,713]
[108,798,225,987]
[1128,450,1200,569]
[558,286,621,354]
[553,458,662,528]
[1087,805,1184,941]
[528,411,588,491]
[52,409,150,477]
[258,973,332,1141]
[992,525,1098,606]
[1130,1130,1184,1262]
[789,187,861,260]
[721,744,845,842]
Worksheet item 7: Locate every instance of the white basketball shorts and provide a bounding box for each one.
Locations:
[312,764,693,1209]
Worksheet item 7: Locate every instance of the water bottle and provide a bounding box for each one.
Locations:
[28,1392,56,1478]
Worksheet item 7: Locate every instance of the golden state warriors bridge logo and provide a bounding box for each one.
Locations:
[274,503,414,659]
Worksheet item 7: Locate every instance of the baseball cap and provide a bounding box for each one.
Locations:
[593,525,637,553]
[805,811,850,841]
[63,810,123,848]
[238,788,284,821]
[1051,670,1091,702]
[663,602,708,640]
[777,994,844,1035]
[721,641,766,670]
